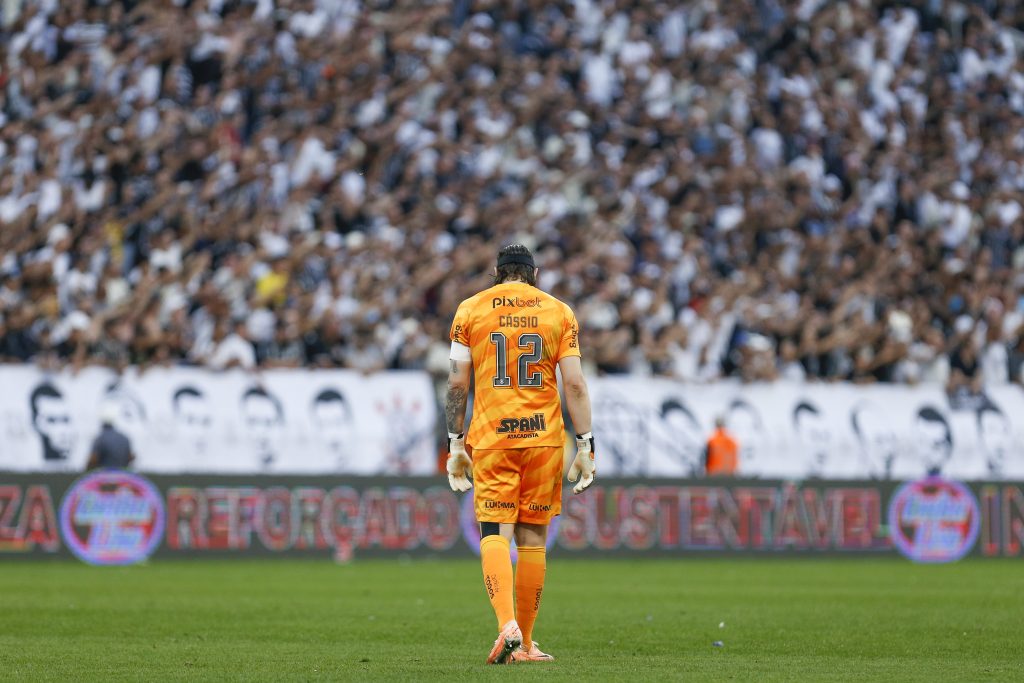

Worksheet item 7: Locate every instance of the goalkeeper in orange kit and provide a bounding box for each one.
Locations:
[444,243,596,664]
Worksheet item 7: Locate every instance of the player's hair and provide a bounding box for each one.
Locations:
[312,388,351,418]
[793,401,819,427]
[494,244,537,286]
[30,382,63,421]
[173,385,204,409]
[917,406,952,445]
[242,386,284,419]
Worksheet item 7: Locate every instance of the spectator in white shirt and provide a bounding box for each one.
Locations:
[207,320,256,371]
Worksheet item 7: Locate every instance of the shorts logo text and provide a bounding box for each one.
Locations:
[484,500,517,510]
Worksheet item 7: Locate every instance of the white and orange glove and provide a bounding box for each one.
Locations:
[568,432,596,494]
[446,432,473,492]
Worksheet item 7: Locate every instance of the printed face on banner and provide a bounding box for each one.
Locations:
[104,385,148,445]
[242,388,285,468]
[913,406,953,474]
[793,401,831,476]
[977,405,1012,477]
[30,382,76,462]
[173,386,212,457]
[727,399,766,474]
[377,395,431,475]
[657,398,703,476]
[593,393,648,475]
[312,389,353,468]
[851,404,899,479]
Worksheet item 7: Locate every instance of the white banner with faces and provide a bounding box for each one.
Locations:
[0,366,438,475]
[589,378,1024,481]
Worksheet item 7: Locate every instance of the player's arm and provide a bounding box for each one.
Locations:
[558,355,591,435]
[445,356,472,435]
[444,342,473,492]
[558,355,595,494]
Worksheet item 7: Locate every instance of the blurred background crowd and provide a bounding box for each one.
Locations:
[3,0,1024,399]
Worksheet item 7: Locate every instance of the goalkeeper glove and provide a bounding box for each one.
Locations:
[568,431,596,494]
[446,432,472,492]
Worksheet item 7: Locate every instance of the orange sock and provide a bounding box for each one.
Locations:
[480,535,516,629]
[515,546,546,647]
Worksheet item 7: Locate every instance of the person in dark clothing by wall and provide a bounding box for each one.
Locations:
[86,404,135,471]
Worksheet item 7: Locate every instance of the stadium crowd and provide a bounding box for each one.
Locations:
[3,0,1024,395]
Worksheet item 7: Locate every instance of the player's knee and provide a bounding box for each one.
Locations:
[479,521,501,538]
[514,522,547,546]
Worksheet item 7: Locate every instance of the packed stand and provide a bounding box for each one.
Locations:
[2,0,1024,398]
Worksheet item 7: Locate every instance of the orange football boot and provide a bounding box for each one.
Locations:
[486,620,523,665]
[510,641,555,663]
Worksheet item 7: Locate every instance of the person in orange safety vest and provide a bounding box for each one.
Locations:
[704,416,739,477]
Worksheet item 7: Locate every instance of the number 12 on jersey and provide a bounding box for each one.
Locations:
[490,332,543,388]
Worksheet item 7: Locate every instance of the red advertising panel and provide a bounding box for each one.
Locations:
[0,474,1022,562]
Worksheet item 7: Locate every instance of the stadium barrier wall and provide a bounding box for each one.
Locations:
[3,364,1024,481]
[589,377,1024,480]
[0,365,438,474]
[1,473,1021,564]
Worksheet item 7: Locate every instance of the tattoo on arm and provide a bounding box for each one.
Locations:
[445,384,468,434]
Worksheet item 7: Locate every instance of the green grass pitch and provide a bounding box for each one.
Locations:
[1,557,1022,681]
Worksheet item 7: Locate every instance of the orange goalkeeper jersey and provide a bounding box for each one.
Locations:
[450,281,581,450]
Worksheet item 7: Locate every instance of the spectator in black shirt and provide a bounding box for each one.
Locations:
[86,404,136,471]
[949,340,984,408]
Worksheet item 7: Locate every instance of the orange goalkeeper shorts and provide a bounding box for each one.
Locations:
[472,446,563,525]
